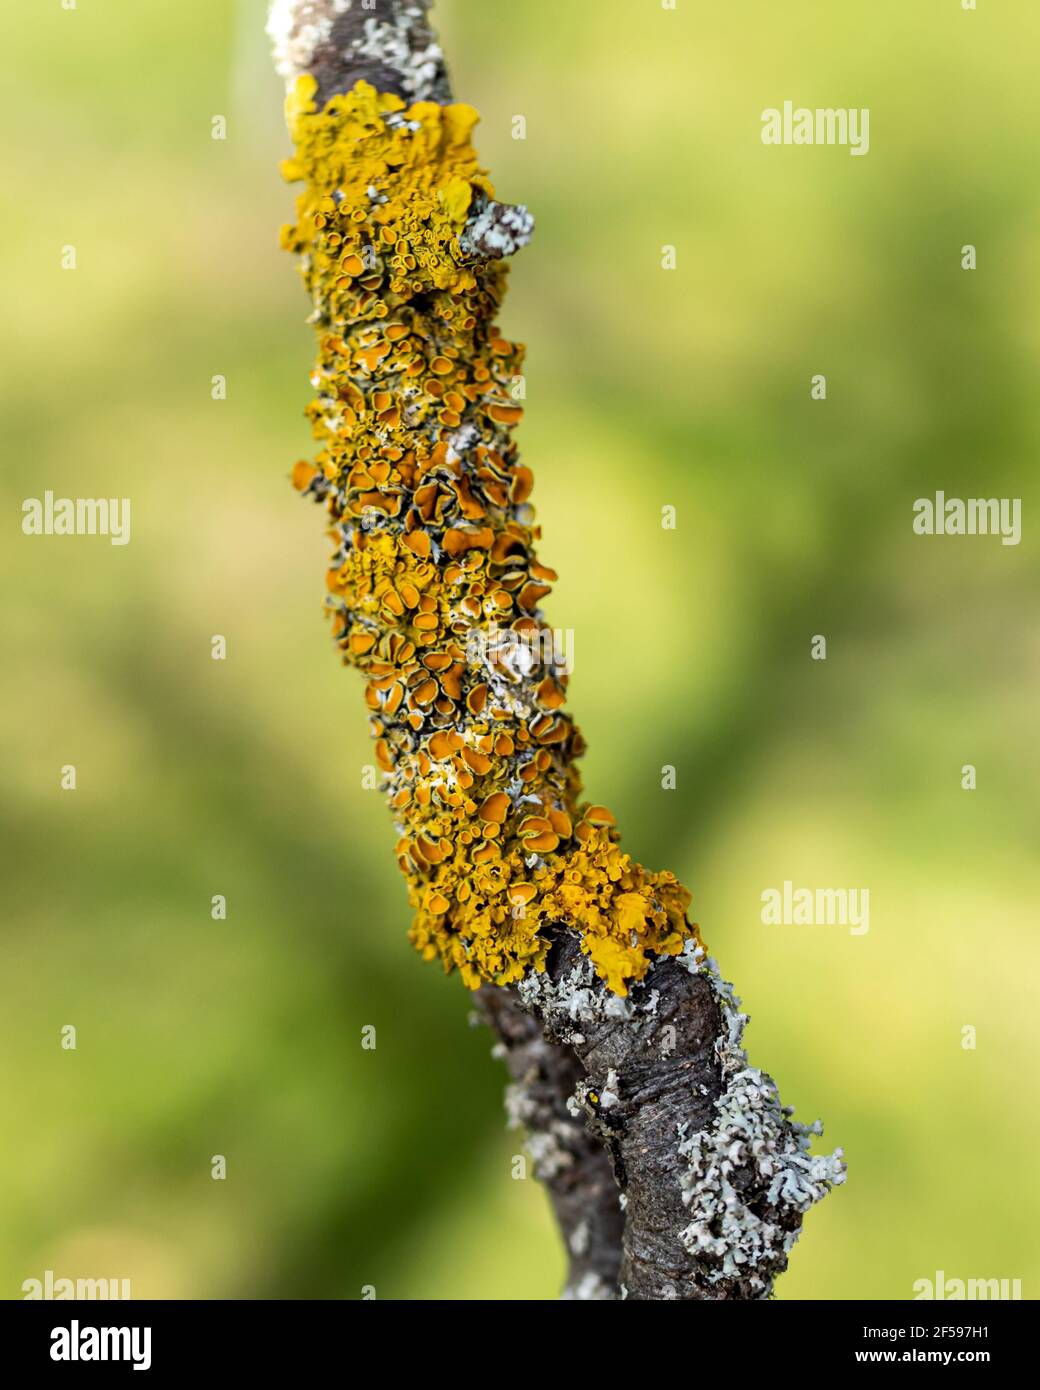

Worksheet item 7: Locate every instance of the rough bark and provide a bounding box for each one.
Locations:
[268,0,451,105]
[475,983,623,1299]
[270,0,845,1300]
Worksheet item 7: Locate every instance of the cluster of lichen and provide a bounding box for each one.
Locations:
[281,76,702,994]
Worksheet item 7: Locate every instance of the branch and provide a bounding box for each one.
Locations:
[268,0,532,258]
[475,984,623,1299]
[268,0,452,104]
[270,0,845,1300]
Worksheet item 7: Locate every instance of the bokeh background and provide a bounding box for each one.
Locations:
[2,0,1038,1300]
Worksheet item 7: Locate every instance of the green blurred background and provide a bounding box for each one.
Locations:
[2,0,1037,1300]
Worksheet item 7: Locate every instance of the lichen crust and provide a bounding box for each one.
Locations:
[282,76,702,993]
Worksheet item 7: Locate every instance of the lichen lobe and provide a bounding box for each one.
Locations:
[281,76,702,995]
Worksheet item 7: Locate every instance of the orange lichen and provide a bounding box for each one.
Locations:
[282,75,703,994]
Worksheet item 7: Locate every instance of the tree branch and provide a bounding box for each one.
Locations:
[268,0,452,105]
[270,0,845,1300]
[475,984,623,1299]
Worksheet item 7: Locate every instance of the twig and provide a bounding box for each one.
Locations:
[269,0,845,1300]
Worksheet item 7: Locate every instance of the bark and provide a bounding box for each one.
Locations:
[474,983,623,1299]
[270,0,845,1300]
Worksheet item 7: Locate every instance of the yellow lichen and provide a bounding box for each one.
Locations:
[282,76,703,994]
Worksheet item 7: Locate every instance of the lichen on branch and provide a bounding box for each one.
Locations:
[280,76,702,995]
[273,1,846,1300]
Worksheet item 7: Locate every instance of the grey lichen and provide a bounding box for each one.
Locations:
[476,983,626,1299]
[569,1219,590,1257]
[459,194,536,260]
[268,0,450,104]
[562,1272,614,1301]
[505,1074,576,1181]
[515,933,845,1298]
[269,0,359,82]
[349,3,449,101]
[676,945,847,1294]
[518,953,636,1038]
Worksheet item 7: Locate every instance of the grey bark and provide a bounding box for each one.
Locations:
[475,983,623,1299]
[268,0,451,105]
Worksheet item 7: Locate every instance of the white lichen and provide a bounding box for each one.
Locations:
[268,0,447,102]
[676,951,846,1292]
[598,1069,620,1110]
[504,1078,575,1180]
[459,198,536,260]
[356,9,445,101]
[562,1272,614,1301]
[268,0,349,81]
[569,1220,590,1257]
[518,955,635,1036]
